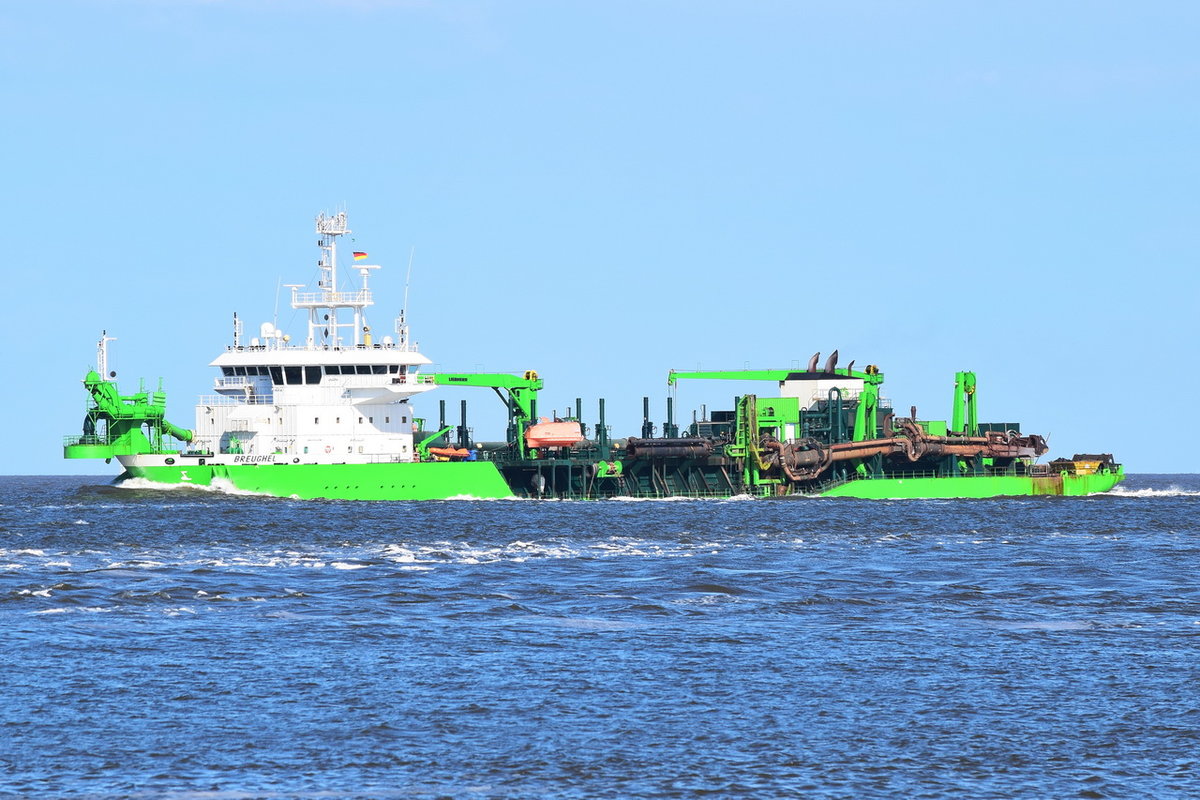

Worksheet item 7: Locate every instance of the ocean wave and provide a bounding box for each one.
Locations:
[0,536,723,573]
[32,606,111,615]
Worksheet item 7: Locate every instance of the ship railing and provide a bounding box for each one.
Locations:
[224,341,423,354]
[803,390,893,409]
[64,434,109,446]
[195,394,274,406]
[63,434,182,456]
[291,289,372,307]
[331,375,411,387]
[214,377,256,390]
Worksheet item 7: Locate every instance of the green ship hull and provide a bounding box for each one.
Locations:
[817,467,1125,499]
[115,460,1124,501]
[122,461,516,501]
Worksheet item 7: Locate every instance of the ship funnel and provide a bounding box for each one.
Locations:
[807,352,820,372]
[824,350,839,372]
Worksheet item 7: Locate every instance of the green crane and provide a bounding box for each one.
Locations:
[417,371,544,458]
[667,365,885,388]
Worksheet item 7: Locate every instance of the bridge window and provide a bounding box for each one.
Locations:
[388,365,399,374]
[284,366,301,385]
[234,366,247,376]
[222,367,234,377]
[269,366,283,385]
[356,365,371,375]
[372,365,386,375]
[305,366,321,384]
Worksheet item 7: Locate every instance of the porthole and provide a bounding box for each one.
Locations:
[165,457,175,465]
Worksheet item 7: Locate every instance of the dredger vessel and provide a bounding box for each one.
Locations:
[63,212,1124,500]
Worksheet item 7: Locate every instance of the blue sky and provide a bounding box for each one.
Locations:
[4,0,1197,474]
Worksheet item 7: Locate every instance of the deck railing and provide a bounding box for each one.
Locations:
[223,341,422,354]
[64,434,108,447]
[195,394,274,406]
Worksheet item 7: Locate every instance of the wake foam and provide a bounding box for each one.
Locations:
[1108,486,1200,498]
[114,476,275,498]
[609,494,754,503]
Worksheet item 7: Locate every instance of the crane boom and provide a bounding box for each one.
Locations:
[417,371,544,457]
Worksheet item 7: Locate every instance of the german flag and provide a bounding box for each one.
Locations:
[353,251,368,261]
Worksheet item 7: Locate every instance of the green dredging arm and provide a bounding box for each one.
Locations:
[417,371,544,457]
[64,370,193,459]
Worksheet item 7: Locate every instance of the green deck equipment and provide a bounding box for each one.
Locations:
[64,371,193,459]
[951,371,979,436]
[418,371,544,458]
[668,363,886,444]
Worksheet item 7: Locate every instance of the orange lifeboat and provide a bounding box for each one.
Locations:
[428,446,471,460]
[525,420,585,448]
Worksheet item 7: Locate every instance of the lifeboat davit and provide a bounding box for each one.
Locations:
[525,420,584,448]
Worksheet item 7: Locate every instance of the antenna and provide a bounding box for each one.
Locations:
[396,246,415,347]
[404,246,415,314]
[272,276,282,329]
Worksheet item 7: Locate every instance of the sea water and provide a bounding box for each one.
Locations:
[1,474,1198,799]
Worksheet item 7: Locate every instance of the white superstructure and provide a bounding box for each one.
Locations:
[186,212,433,462]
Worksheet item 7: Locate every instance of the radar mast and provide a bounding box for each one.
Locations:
[292,211,377,348]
